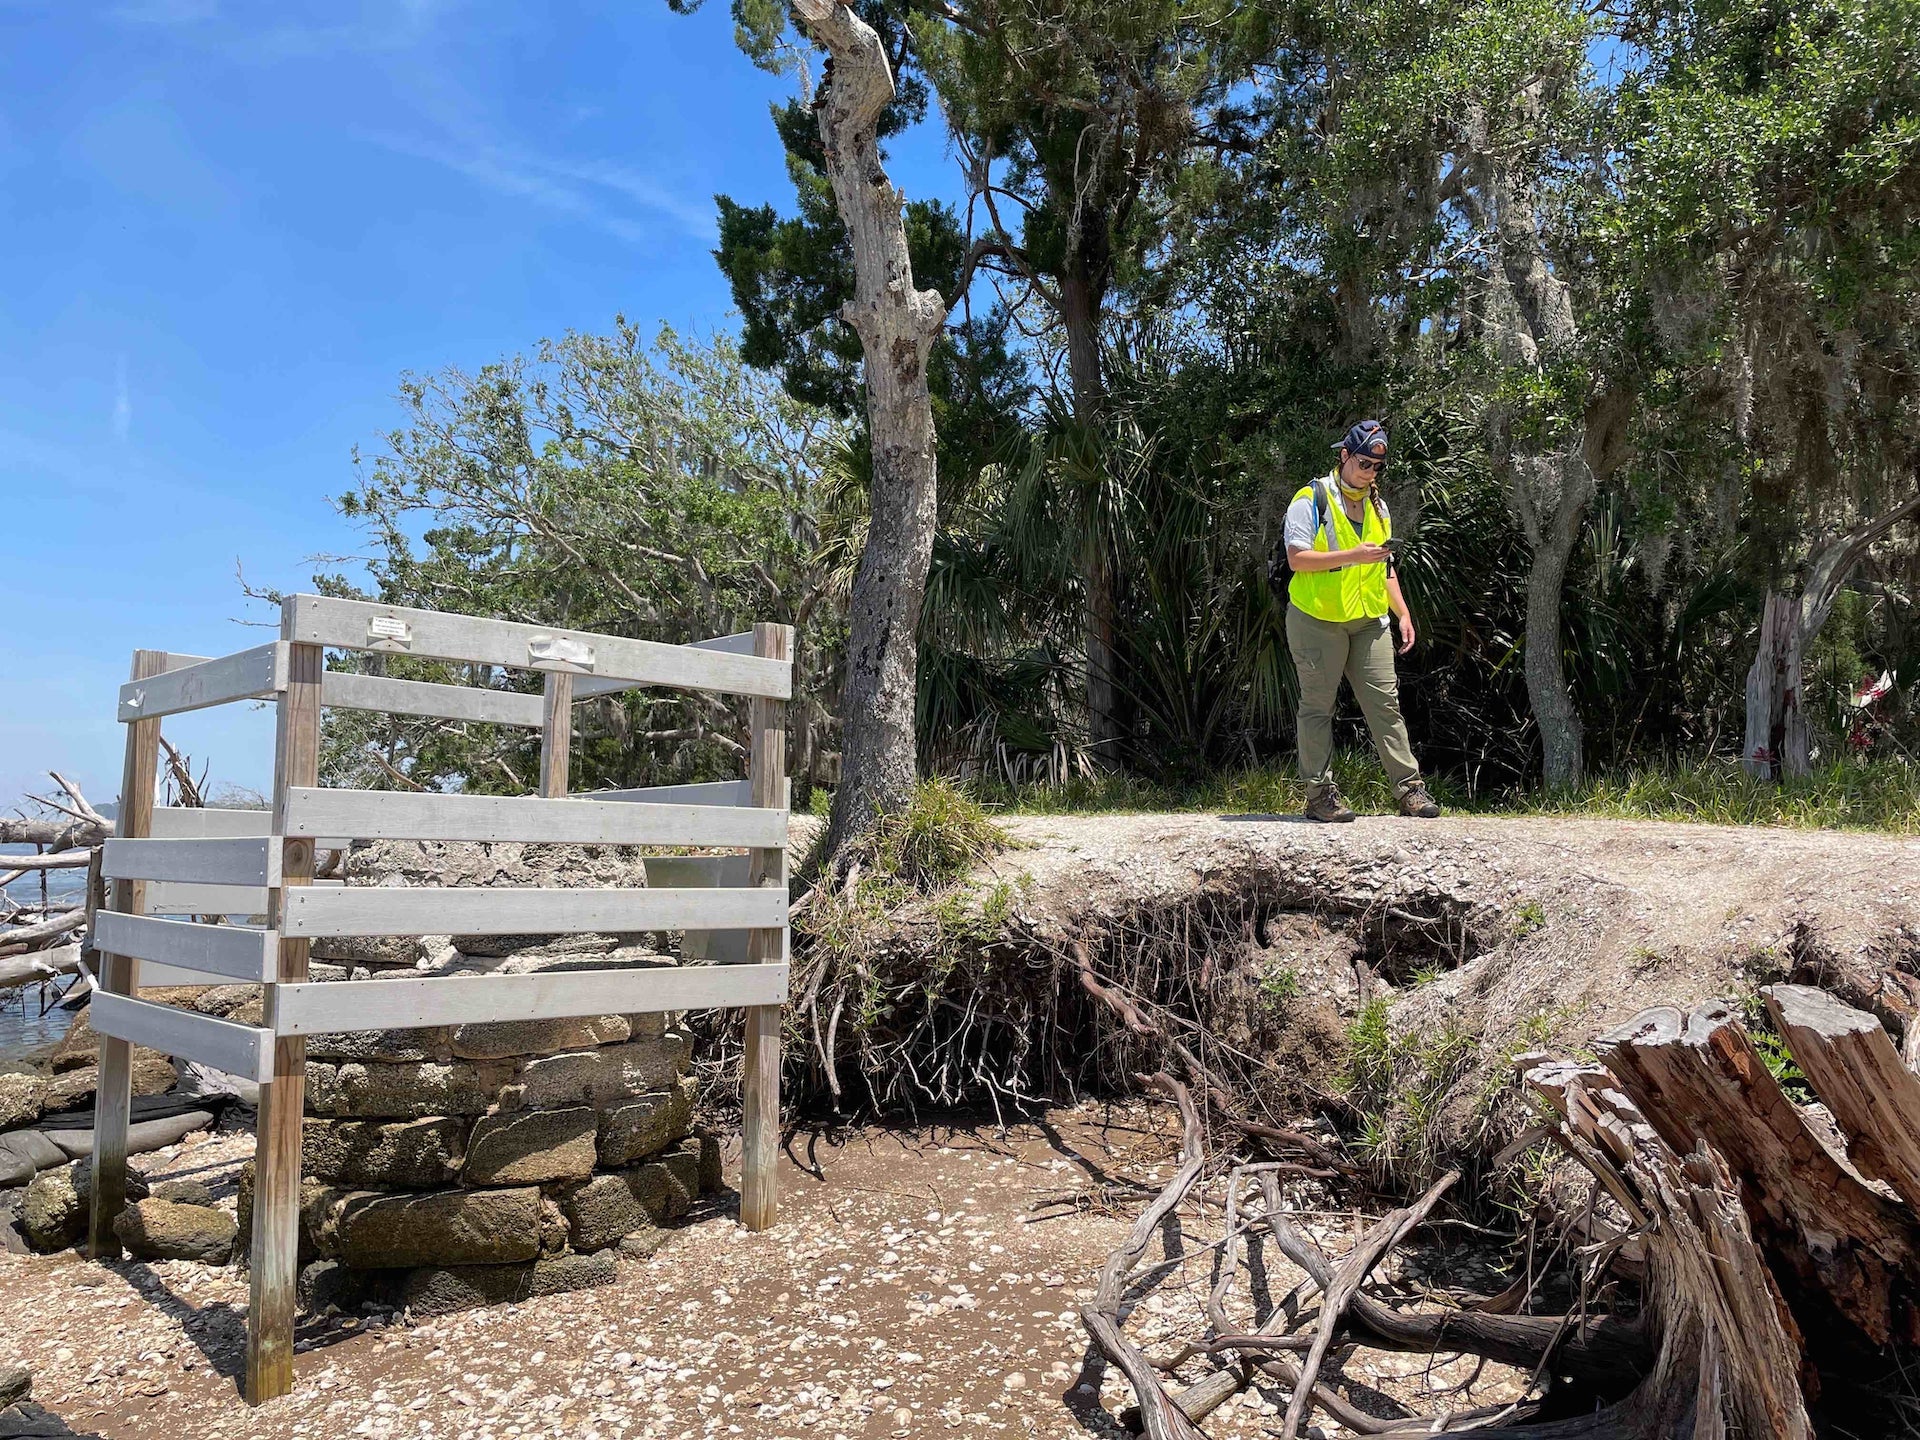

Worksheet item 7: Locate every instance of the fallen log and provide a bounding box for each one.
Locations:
[0,941,85,990]
[0,911,85,951]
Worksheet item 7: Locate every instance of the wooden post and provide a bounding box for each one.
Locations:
[87,648,168,1260]
[540,671,574,798]
[246,626,322,1405]
[739,622,790,1231]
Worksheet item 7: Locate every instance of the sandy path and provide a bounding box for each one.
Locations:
[0,1106,1523,1440]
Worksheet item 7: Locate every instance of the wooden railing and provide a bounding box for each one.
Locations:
[85,595,793,1405]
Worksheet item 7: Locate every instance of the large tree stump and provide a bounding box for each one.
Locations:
[1597,1000,1918,1345]
[1517,1059,1814,1439]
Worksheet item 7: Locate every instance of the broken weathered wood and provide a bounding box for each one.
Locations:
[1516,1055,1814,1439]
[1598,999,1917,1345]
[1764,982,1920,1213]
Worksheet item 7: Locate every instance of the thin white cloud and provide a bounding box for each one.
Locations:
[368,131,715,243]
[112,355,132,441]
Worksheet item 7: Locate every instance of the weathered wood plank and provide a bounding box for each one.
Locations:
[740,622,791,1233]
[285,595,792,699]
[320,670,546,728]
[103,837,277,887]
[90,648,166,1260]
[282,788,786,849]
[151,807,273,838]
[590,779,751,806]
[89,991,274,1082]
[143,877,342,918]
[92,912,277,984]
[280,885,786,938]
[540,671,573,798]
[571,632,759,699]
[247,630,321,1406]
[118,642,285,721]
[1764,984,1920,1215]
[270,961,789,1035]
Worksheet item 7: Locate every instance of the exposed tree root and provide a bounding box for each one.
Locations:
[1084,987,1920,1437]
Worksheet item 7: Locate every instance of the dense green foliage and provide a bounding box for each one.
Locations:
[323,0,1920,806]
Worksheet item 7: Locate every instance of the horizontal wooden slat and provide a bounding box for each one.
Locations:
[643,855,753,964]
[279,885,787,938]
[269,961,789,1035]
[282,788,786,849]
[119,643,285,721]
[588,778,792,808]
[573,632,756,697]
[104,837,277,886]
[144,877,343,918]
[590,779,751,806]
[149,807,346,850]
[89,991,274,1082]
[320,671,546,729]
[150,806,272,838]
[93,911,276,983]
[286,595,791,700]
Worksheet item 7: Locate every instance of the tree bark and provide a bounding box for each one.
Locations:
[1472,119,1634,788]
[1742,491,1920,779]
[1059,262,1124,760]
[796,0,949,867]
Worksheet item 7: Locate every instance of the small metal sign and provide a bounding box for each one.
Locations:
[366,615,412,649]
[529,634,596,671]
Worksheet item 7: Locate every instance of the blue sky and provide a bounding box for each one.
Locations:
[1,0,960,808]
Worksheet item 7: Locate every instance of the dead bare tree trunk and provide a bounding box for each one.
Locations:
[1742,491,1920,779]
[796,0,948,868]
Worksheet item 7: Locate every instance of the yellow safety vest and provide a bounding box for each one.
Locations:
[1287,472,1393,622]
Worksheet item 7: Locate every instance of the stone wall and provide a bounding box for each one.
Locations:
[269,947,717,1316]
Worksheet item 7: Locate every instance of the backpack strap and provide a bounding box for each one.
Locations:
[1312,479,1340,571]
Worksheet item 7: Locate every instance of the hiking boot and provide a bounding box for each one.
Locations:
[1304,786,1357,824]
[1398,782,1441,819]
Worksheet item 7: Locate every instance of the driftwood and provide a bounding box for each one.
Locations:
[2,775,110,1004]
[0,941,86,991]
[1080,1071,1209,1440]
[1088,983,1920,1437]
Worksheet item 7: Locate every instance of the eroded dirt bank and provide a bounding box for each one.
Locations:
[947,814,1920,1137]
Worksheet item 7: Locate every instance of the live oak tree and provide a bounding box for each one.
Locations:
[1618,0,1920,778]
[325,323,852,799]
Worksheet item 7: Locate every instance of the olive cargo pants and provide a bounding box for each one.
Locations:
[1285,604,1422,797]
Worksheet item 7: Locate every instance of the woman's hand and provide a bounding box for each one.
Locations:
[1346,542,1390,565]
[1395,613,1417,654]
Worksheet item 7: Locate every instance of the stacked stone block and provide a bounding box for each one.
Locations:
[282,994,714,1316]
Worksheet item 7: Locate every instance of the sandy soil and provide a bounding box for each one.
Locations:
[0,1104,1526,1440]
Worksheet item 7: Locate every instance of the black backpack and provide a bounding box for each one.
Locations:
[1266,479,1334,597]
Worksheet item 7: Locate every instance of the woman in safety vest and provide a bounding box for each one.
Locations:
[1281,420,1440,822]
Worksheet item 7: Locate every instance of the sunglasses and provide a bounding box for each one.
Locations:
[1350,454,1387,474]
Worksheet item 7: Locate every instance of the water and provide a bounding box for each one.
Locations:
[2,843,87,1063]
[0,991,76,1063]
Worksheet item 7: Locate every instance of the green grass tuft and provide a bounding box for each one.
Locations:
[965,753,1920,835]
